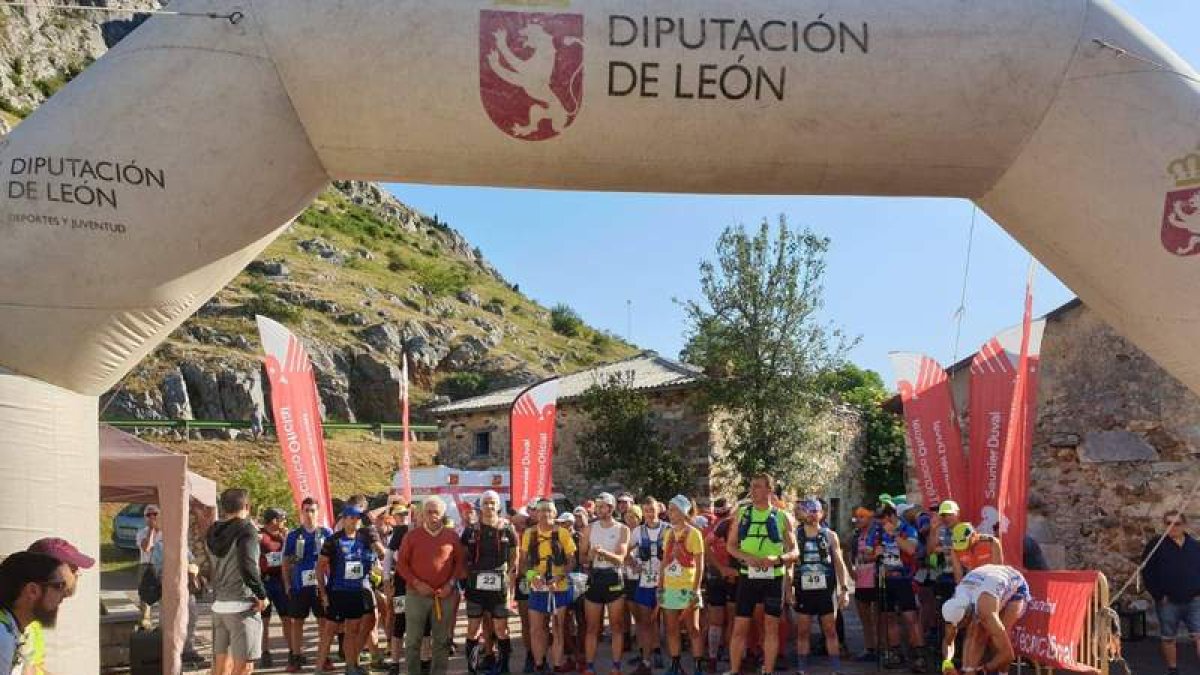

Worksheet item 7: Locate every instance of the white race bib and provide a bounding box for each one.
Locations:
[392,595,406,613]
[476,572,503,592]
[881,552,902,568]
[518,579,530,594]
[345,561,364,580]
[265,551,283,567]
[748,565,777,580]
[301,569,317,587]
[639,569,659,588]
[665,561,684,578]
[800,572,827,590]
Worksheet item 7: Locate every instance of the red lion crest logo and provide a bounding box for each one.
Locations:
[479,10,584,141]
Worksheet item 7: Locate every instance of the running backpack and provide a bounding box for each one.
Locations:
[737,507,782,544]
[795,526,832,569]
[637,524,665,562]
[526,527,567,571]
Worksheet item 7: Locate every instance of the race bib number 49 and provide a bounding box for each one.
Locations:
[800,572,827,590]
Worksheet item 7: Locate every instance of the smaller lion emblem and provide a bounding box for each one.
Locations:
[1162,187,1200,256]
[479,10,584,141]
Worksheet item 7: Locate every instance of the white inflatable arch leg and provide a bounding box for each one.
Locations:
[0,1,1197,671]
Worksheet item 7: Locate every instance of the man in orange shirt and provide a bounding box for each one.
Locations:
[397,496,466,675]
[950,524,1003,582]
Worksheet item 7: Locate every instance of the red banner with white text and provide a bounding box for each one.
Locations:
[890,353,966,507]
[966,319,1045,535]
[1013,570,1100,673]
[509,378,559,509]
[996,272,1036,562]
[257,316,335,527]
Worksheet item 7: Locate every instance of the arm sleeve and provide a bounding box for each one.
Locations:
[238,528,267,600]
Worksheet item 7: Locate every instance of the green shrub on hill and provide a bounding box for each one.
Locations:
[550,304,583,337]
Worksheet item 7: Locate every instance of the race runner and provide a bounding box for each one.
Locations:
[849,506,881,663]
[724,473,798,675]
[703,499,737,671]
[939,564,1030,675]
[382,501,411,675]
[461,491,520,675]
[873,504,928,672]
[788,498,850,675]
[951,524,1003,582]
[520,499,577,675]
[315,505,380,675]
[282,498,332,673]
[660,495,706,675]
[258,507,289,669]
[629,497,669,675]
[579,493,630,675]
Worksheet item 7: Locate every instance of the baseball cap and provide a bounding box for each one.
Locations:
[942,594,970,624]
[144,505,160,516]
[669,494,692,515]
[938,500,961,516]
[951,523,975,551]
[595,492,616,508]
[617,493,634,503]
[28,537,95,570]
[573,506,588,517]
[556,512,574,524]
[479,490,502,506]
[341,505,364,519]
[798,498,822,514]
[262,507,285,523]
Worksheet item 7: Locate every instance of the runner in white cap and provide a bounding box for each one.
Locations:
[940,564,1030,675]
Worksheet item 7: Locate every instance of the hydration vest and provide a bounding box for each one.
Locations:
[795,525,834,575]
[737,507,783,544]
[465,521,513,570]
[526,527,567,572]
[637,524,666,562]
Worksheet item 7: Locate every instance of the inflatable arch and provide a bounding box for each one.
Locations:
[1,0,1197,671]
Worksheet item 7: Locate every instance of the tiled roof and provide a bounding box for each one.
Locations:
[430,351,705,415]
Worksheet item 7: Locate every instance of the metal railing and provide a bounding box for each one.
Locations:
[102,418,438,441]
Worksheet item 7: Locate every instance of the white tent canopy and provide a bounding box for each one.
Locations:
[0,0,1197,669]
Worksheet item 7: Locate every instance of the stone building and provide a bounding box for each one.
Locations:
[431,351,868,532]
[896,299,1199,607]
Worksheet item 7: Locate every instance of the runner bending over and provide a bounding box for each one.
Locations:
[940,564,1030,675]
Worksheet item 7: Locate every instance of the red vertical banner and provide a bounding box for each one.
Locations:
[399,353,413,504]
[509,378,559,508]
[889,353,966,507]
[257,316,335,527]
[967,319,1045,535]
[997,269,1037,563]
[1012,570,1099,672]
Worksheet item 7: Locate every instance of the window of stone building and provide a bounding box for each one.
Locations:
[474,431,491,457]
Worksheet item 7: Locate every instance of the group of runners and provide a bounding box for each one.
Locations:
[254,473,1032,675]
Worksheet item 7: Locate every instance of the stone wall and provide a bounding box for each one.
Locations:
[905,302,1200,617]
[436,386,722,500]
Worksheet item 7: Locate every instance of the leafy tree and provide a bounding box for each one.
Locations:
[680,217,856,490]
[550,303,583,337]
[229,463,294,520]
[815,364,907,502]
[577,372,692,498]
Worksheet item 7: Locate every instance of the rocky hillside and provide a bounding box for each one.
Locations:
[3,3,637,425]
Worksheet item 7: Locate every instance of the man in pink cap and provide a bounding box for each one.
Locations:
[20,538,95,673]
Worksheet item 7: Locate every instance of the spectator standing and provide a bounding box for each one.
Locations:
[206,488,269,675]
[149,536,206,667]
[397,496,466,675]
[0,552,71,674]
[136,505,162,626]
[1142,510,1200,675]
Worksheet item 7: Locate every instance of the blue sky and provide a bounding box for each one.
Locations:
[387,2,1197,389]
